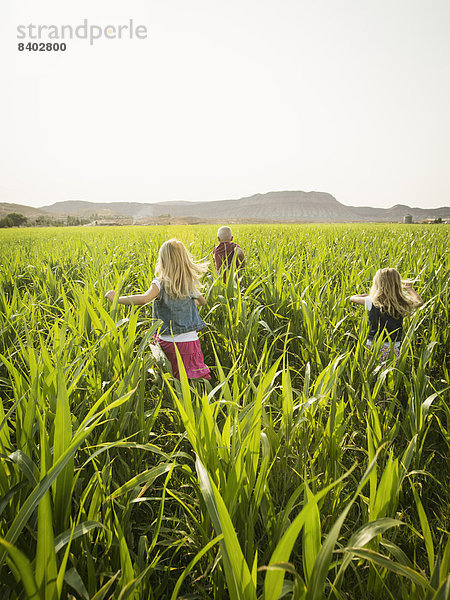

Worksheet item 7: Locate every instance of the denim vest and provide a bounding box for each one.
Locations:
[153,281,207,335]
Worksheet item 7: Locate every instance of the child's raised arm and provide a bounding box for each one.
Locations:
[105,283,159,306]
[402,281,424,307]
[349,293,369,306]
[195,293,207,307]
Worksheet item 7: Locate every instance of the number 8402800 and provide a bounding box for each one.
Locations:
[18,42,67,51]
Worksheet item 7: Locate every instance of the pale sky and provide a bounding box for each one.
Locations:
[1,0,449,209]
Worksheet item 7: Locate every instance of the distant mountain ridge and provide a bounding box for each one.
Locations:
[0,202,51,219]
[2,191,449,223]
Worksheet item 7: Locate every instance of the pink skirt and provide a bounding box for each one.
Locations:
[378,345,401,362]
[158,338,211,380]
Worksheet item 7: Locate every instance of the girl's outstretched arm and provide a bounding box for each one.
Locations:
[105,283,159,305]
[403,282,424,306]
[195,293,207,307]
[349,293,369,305]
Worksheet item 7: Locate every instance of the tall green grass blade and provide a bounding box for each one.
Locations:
[52,365,74,534]
[302,484,321,585]
[196,457,257,600]
[170,535,223,600]
[431,576,450,600]
[54,521,106,554]
[64,567,90,600]
[264,469,354,600]
[0,538,40,599]
[305,453,378,600]
[411,481,435,574]
[335,518,404,588]
[35,413,58,600]
[0,389,133,566]
[345,547,433,593]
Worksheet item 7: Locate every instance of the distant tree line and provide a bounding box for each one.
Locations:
[0,213,93,228]
[0,213,28,228]
[1,211,446,228]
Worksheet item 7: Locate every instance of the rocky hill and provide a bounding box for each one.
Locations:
[41,191,449,222]
[2,191,449,223]
[41,191,357,221]
[0,202,49,219]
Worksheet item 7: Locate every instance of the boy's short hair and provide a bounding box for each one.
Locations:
[217,226,233,242]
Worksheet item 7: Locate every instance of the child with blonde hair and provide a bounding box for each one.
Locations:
[106,239,210,379]
[350,267,423,360]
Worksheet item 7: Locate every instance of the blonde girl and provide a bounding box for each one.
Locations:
[106,239,210,379]
[350,267,423,360]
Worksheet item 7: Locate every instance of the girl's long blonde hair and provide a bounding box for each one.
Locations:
[155,239,209,298]
[370,268,415,318]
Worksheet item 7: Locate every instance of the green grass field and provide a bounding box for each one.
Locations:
[0,223,449,599]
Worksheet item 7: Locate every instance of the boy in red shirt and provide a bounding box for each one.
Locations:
[213,226,245,279]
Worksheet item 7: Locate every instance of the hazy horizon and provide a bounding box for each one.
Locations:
[2,190,450,211]
[2,0,449,210]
